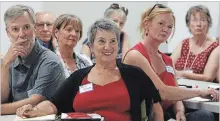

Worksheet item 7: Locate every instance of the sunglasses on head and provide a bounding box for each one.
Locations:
[147,4,167,16]
[109,3,128,16]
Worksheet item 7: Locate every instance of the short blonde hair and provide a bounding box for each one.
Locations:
[139,4,175,39]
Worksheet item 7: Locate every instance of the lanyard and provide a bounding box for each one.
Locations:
[184,37,207,70]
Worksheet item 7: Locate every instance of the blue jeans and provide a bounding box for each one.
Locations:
[164,108,215,121]
[185,110,215,121]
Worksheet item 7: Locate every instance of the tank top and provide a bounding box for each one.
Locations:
[130,42,176,110]
[175,38,219,74]
[73,77,131,121]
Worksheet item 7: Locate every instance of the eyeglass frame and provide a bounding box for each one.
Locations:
[35,22,53,30]
[147,4,167,16]
[108,3,128,16]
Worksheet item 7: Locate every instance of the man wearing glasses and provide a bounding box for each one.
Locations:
[1,5,65,115]
[35,11,56,52]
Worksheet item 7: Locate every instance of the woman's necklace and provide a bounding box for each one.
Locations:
[183,36,208,71]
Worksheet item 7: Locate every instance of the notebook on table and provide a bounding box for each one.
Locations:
[61,112,104,121]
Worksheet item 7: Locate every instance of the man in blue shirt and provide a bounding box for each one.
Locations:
[35,11,56,52]
[1,5,65,115]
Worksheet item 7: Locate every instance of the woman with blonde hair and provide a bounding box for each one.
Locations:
[123,4,217,121]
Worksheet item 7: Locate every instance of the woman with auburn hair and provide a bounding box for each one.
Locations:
[123,4,216,121]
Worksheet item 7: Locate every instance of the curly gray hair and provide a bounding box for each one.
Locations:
[87,18,120,46]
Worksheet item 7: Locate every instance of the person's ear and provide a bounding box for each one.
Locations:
[6,27,10,34]
[144,20,150,28]
[90,43,94,53]
[6,28,12,42]
[144,21,150,36]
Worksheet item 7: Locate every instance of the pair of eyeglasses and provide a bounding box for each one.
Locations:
[35,22,53,29]
[147,4,167,16]
[109,3,128,16]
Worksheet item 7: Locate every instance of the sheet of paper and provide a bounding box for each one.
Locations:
[187,97,210,102]
[15,114,56,121]
[168,118,176,121]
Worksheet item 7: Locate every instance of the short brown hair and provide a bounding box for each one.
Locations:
[53,14,83,40]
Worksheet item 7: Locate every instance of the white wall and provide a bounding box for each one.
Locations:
[1,2,220,55]
[0,2,43,55]
[168,2,220,52]
[42,1,158,53]
[217,4,220,37]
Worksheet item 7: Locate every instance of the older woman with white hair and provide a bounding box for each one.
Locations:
[81,3,130,63]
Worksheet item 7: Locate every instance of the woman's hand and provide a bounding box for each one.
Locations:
[16,104,34,118]
[16,104,40,118]
[175,70,187,79]
[16,101,57,118]
[200,88,219,101]
[176,110,186,121]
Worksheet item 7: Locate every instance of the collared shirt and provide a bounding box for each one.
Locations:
[9,40,65,102]
[38,39,49,48]
[37,38,54,52]
[74,52,93,70]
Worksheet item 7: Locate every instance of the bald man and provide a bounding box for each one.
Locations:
[35,11,56,51]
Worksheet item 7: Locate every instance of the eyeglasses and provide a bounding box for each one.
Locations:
[190,18,208,25]
[35,22,53,29]
[147,4,167,16]
[109,3,128,16]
